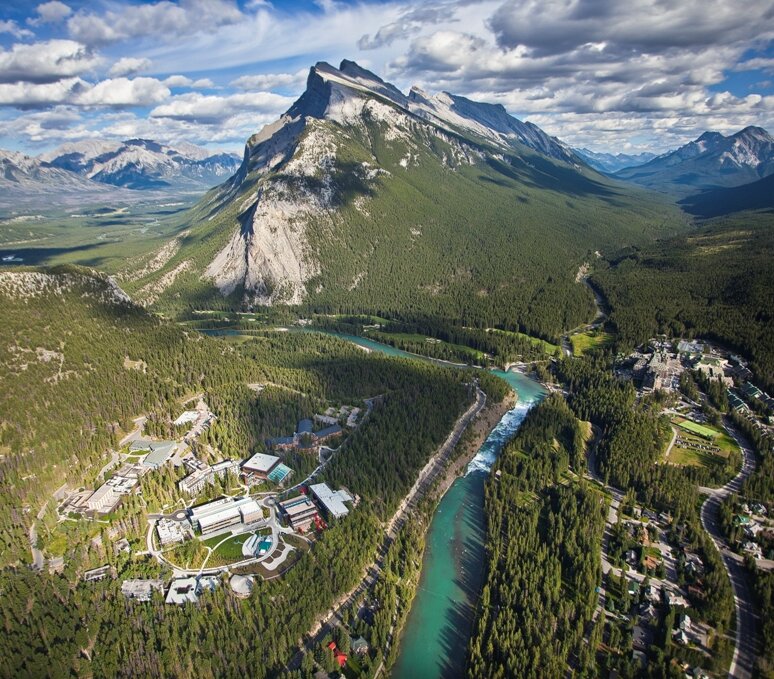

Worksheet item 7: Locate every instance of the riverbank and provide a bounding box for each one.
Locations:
[434,389,517,501]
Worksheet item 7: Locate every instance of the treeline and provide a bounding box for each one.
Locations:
[467,395,606,677]
[593,211,774,391]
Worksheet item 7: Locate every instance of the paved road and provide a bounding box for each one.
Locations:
[285,385,486,672]
[699,424,760,679]
[119,416,147,446]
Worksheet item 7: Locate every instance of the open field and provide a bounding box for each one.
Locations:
[486,327,559,355]
[673,418,718,440]
[570,330,616,356]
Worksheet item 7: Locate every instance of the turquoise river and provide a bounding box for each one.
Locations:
[327,334,547,678]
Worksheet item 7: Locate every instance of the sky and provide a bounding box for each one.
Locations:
[0,0,772,157]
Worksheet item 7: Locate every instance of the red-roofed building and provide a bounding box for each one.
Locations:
[327,641,348,668]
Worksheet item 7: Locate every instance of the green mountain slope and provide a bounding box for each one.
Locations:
[593,211,774,390]
[679,173,774,217]
[122,61,683,342]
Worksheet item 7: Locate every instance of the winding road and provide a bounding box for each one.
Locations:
[699,424,760,679]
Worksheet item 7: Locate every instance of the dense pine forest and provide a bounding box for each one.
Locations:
[466,395,606,676]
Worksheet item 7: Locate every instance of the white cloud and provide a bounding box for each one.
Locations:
[30,1,73,25]
[230,69,308,91]
[109,57,153,77]
[0,40,101,84]
[163,75,215,88]
[0,20,35,40]
[76,77,171,107]
[150,91,293,124]
[0,78,87,106]
[67,0,244,46]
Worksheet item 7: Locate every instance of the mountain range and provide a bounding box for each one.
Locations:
[615,126,774,195]
[0,140,241,208]
[118,59,679,339]
[574,148,656,174]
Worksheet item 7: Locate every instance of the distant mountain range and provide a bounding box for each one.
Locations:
[120,59,678,334]
[40,139,241,190]
[574,148,656,173]
[0,140,241,207]
[615,126,774,195]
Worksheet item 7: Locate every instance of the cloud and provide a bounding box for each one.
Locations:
[76,77,171,107]
[67,0,244,46]
[0,20,35,40]
[230,69,308,91]
[108,57,153,77]
[0,40,101,84]
[150,91,293,124]
[0,76,170,108]
[163,75,215,88]
[358,3,458,50]
[29,1,73,25]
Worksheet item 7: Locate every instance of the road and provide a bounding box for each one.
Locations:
[285,385,487,672]
[119,415,147,446]
[561,274,608,357]
[699,424,760,679]
[588,420,761,679]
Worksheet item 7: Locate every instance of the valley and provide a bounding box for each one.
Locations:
[1,43,773,679]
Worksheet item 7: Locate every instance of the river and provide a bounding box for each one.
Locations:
[201,326,546,675]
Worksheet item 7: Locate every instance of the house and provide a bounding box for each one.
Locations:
[327,641,347,668]
[742,541,762,559]
[83,565,113,582]
[351,636,369,656]
[121,579,164,602]
[626,549,638,566]
[639,602,658,623]
[664,589,690,608]
[673,629,689,645]
[679,613,692,631]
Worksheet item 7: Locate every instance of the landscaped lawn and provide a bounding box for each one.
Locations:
[669,446,723,468]
[673,417,718,440]
[670,417,738,457]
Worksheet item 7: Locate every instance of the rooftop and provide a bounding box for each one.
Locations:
[268,463,292,484]
[310,482,352,518]
[242,452,280,473]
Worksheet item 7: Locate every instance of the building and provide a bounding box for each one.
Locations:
[121,579,164,602]
[327,641,347,668]
[174,411,199,426]
[106,475,138,494]
[315,424,343,443]
[85,484,120,513]
[83,565,113,582]
[297,419,314,435]
[188,497,263,536]
[279,496,319,531]
[677,340,704,354]
[179,459,238,494]
[266,435,295,451]
[230,574,253,599]
[241,453,280,478]
[267,463,292,485]
[166,577,200,605]
[142,441,177,469]
[314,414,339,427]
[309,483,352,520]
[157,518,187,546]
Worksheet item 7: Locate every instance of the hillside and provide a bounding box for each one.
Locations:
[616,126,774,196]
[679,173,774,217]
[593,211,774,390]
[122,60,683,342]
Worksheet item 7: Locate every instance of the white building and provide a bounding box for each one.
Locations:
[174,411,199,426]
[157,518,187,546]
[85,485,120,513]
[241,453,280,478]
[309,483,352,519]
[189,497,263,535]
[122,579,164,602]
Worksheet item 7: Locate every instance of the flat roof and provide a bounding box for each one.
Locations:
[242,452,280,473]
[282,498,317,518]
[310,482,351,518]
[316,424,343,438]
[143,441,176,467]
[297,419,313,434]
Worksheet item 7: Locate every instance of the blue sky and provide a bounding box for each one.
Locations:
[0,0,772,156]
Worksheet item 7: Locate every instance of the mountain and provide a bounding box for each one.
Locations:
[0,149,134,208]
[118,59,681,338]
[678,172,774,218]
[575,148,656,174]
[40,139,241,190]
[615,126,774,195]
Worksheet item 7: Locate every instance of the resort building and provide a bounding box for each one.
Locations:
[188,497,263,536]
[309,483,353,520]
[279,496,319,532]
[121,579,164,602]
[242,453,280,478]
[85,484,121,513]
[131,440,178,469]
